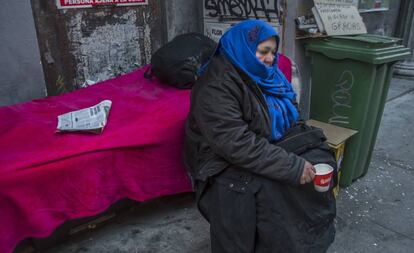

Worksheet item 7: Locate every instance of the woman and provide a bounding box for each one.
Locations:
[184,20,336,252]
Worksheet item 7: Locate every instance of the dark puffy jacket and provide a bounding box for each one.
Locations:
[184,54,305,185]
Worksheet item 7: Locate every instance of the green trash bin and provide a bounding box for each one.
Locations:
[305,34,411,187]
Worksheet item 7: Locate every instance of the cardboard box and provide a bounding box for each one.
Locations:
[307,119,357,197]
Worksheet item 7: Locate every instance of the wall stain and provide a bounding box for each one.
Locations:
[69,10,145,88]
[32,1,164,94]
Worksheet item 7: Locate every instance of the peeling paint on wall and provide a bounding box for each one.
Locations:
[68,10,147,88]
[32,0,164,95]
[143,12,152,63]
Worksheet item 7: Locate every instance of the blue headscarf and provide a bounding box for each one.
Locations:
[218,19,299,141]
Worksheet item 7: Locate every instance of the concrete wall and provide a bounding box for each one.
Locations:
[30,0,202,96]
[202,0,282,43]
[360,0,401,36]
[0,1,402,107]
[165,0,202,41]
[32,1,165,96]
[0,1,45,107]
[283,0,314,119]
[0,0,202,106]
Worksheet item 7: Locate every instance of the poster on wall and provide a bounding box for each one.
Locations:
[57,0,148,9]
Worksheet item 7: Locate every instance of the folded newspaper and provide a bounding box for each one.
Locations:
[57,100,112,134]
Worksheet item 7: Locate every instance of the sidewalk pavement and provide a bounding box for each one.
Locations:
[43,77,414,253]
[327,77,414,253]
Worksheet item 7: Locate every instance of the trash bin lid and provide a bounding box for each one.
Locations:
[305,34,411,64]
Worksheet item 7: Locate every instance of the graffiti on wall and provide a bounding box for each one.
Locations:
[204,0,280,21]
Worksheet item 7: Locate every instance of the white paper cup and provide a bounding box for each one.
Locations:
[313,163,334,192]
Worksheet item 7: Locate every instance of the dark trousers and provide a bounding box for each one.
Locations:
[197,169,335,253]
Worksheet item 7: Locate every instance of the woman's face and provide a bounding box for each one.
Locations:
[255,37,277,67]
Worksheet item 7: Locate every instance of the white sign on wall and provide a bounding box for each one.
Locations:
[313,0,367,35]
[204,22,232,42]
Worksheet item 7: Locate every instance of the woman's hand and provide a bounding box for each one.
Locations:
[300,161,316,185]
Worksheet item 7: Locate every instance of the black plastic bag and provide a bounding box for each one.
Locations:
[144,33,217,89]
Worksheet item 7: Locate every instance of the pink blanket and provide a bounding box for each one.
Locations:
[0,67,193,253]
[0,55,292,253]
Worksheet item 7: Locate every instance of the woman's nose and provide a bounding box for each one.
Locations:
[264,53,275,65]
